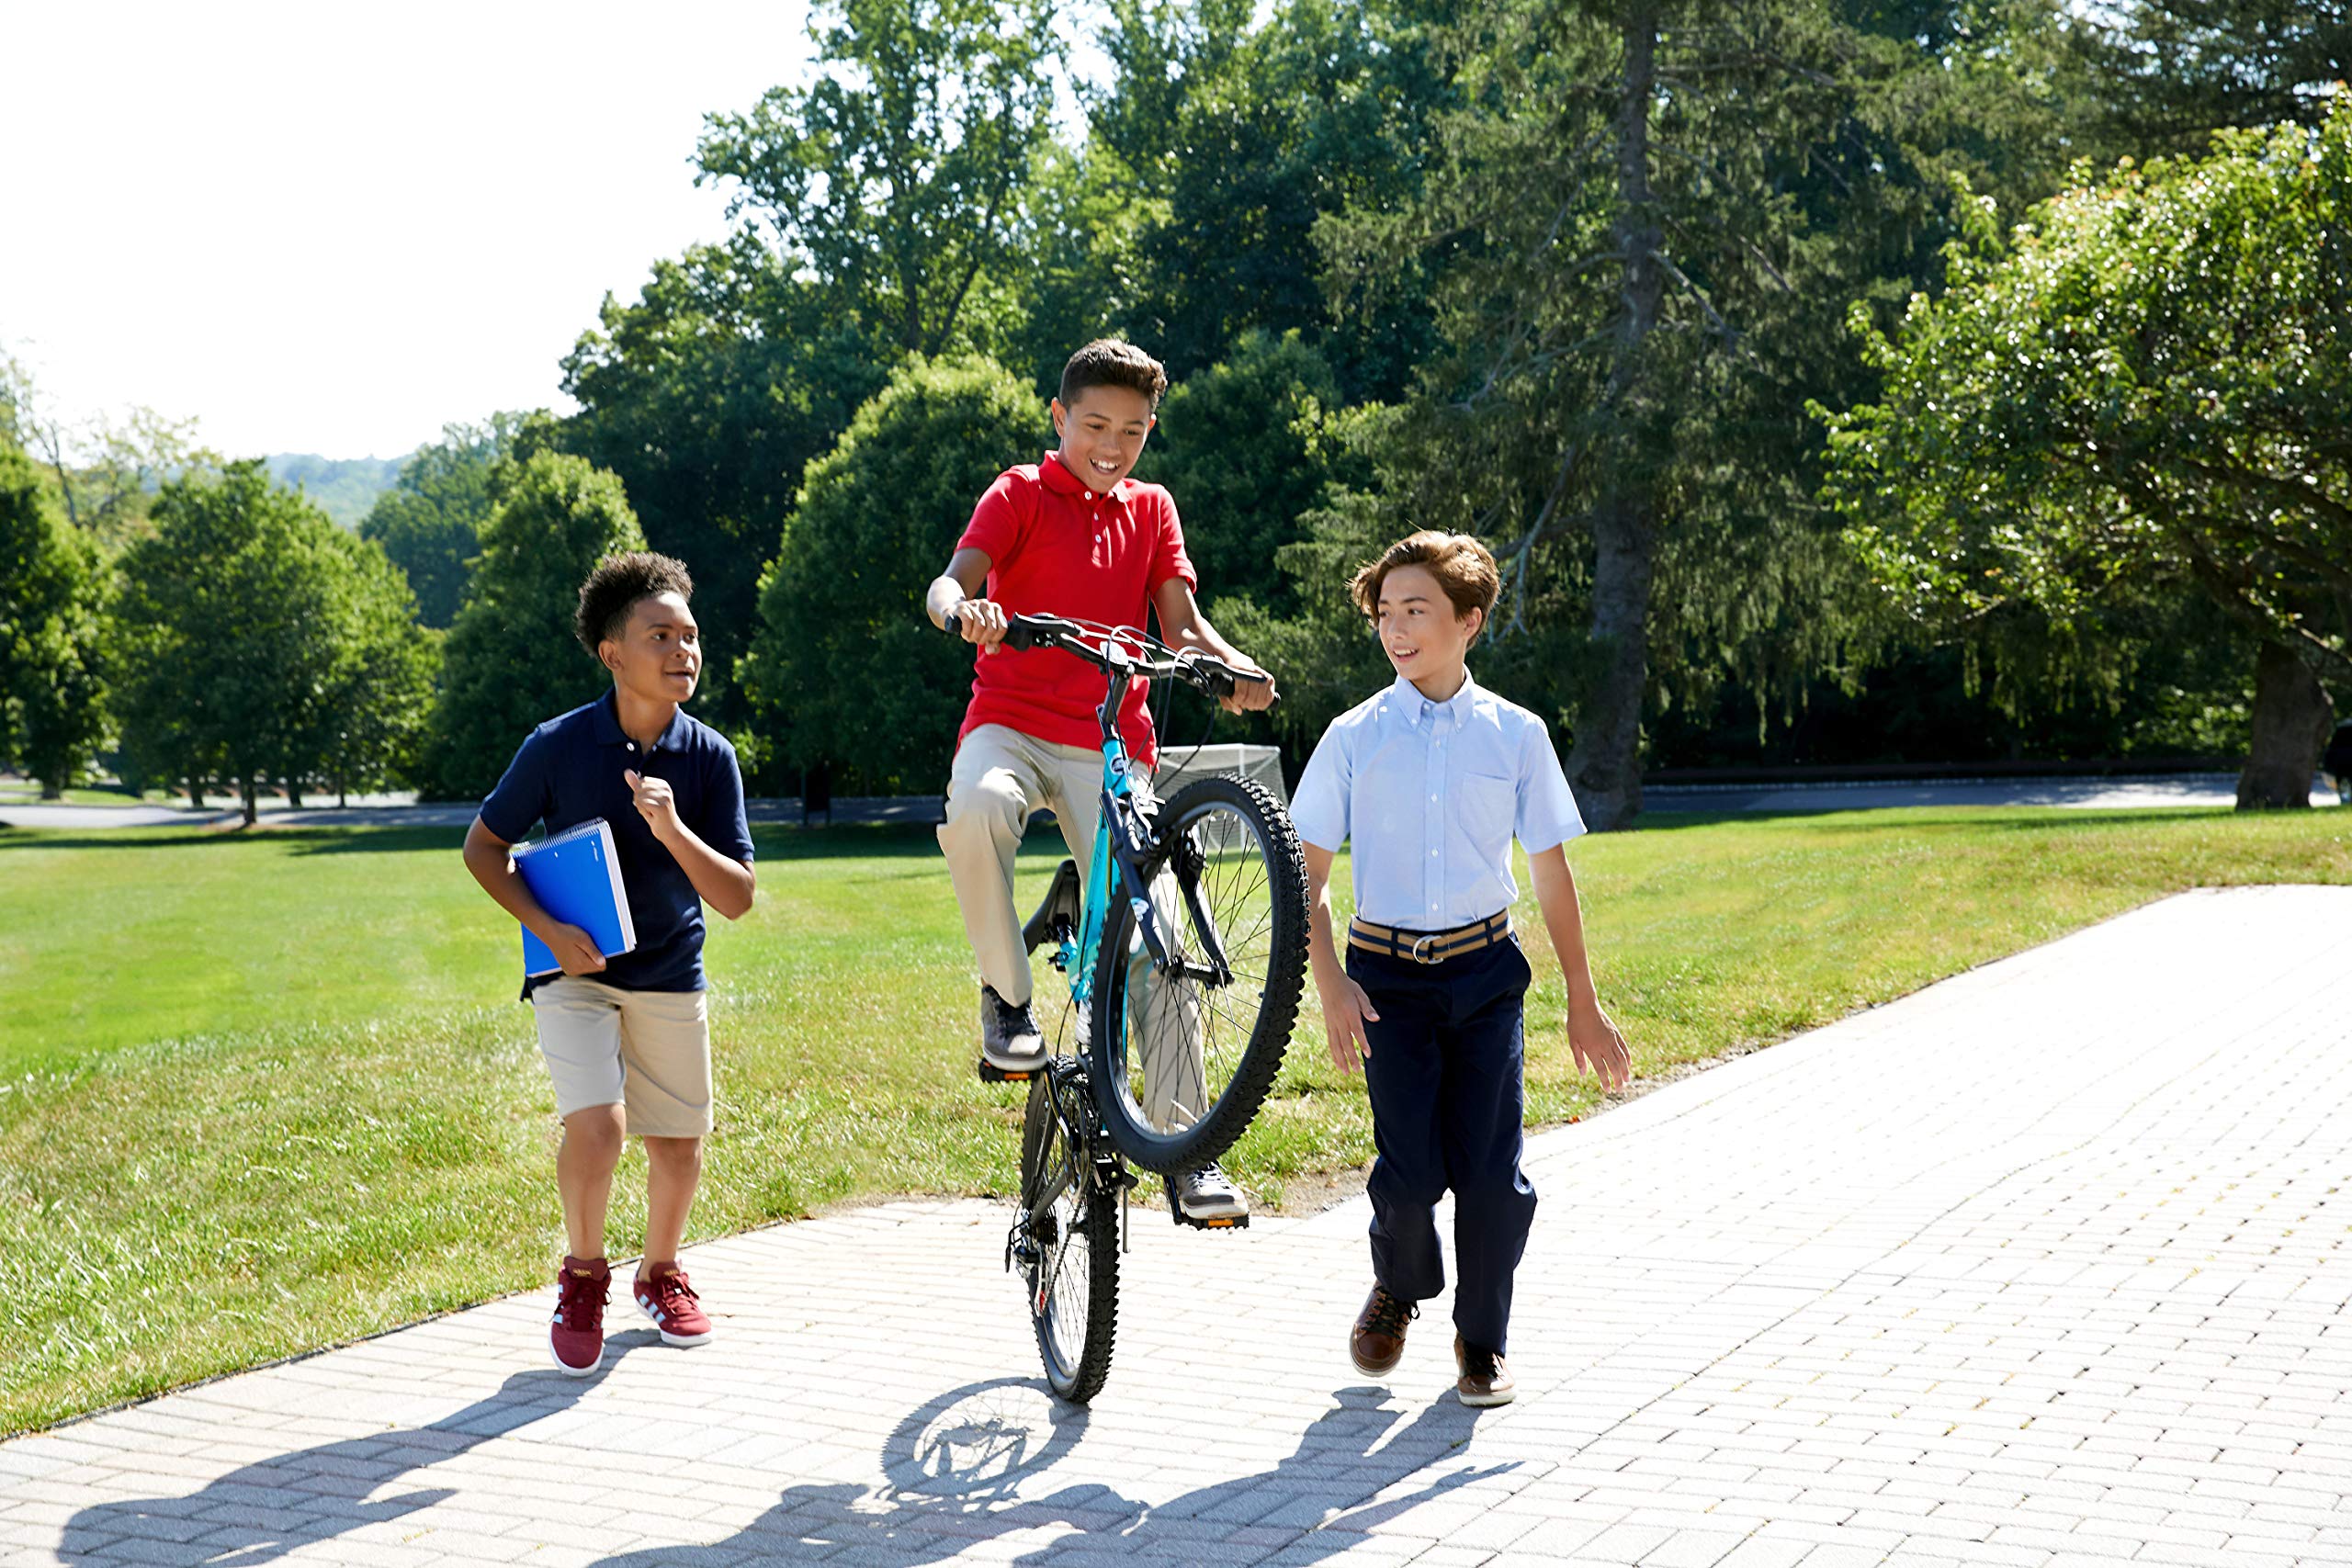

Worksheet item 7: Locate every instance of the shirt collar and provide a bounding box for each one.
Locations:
[1040,451,1130,507]
[1387,670,1480,728]
[592,689,692,752]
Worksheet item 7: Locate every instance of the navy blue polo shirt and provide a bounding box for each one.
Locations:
[480,691,754,998]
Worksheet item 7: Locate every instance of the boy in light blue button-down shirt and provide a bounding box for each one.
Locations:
[1293,530,1630,1407]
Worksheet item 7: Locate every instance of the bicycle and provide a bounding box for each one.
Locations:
[943,610,1310,1403]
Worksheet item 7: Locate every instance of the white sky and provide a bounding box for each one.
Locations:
[2,2,829,460]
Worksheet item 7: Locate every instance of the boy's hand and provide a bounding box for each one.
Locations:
[948,597,1011,656]
[1220,667,1279,716]
[623,769,681,840]
[544,922,607,976]
[1567,999,1632,1092]
[1318,974,1381,1074]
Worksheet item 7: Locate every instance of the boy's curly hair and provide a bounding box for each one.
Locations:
[576,551,695,655]
[1349,532,1501,646]
[1059,339,1169,410]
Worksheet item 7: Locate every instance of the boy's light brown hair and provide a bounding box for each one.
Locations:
[1350,531,1502,645]
[1059,338,1169,410]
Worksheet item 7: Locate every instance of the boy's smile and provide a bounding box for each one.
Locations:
[605,591,702,709]
[1376,564,1481,701]
[1051,384,1156,495]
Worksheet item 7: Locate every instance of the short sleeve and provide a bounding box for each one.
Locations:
[1148,488,1196,594]
[956,469,1027,562]
[478,729,553,844]
[699,741,755,866]
[1515,716,1586,853]
[1290,722,1353,853]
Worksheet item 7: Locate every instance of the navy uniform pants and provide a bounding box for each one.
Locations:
[1348,932,1537,1356]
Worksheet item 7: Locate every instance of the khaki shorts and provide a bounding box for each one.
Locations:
[531,976,713,1137]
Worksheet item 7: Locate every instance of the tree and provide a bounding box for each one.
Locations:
[0,446,109,796]
[695,0,1064,361]
[1088,0,1453,400]
[1310,0,2075,826]
[1142,330,1360,619]
[1,353,209,553]
[560,237,887,724]
[738,355,1044,792]
[302,534,441,806]
[114,462,412,823]
[2083,0,2348,159]
[420,451,648,803]
[1821,104,2352,808]
[360,414,522,628]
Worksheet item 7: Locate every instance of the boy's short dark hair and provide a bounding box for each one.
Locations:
[1350,531,1502,646]
[576,551,694,655]
[1059,339,1169,410]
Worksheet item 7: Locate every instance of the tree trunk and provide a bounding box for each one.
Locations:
[1565,1,1665,831]
[187,775,206,810]
[2237,638,2331,808]
[287,780,304,809]
[241,775,258,828]
[38,777,62,801]
[1568,498,1657,829]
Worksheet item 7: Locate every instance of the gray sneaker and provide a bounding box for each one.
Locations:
[978,984,1047,1074]
[1169,1162,1250,1226]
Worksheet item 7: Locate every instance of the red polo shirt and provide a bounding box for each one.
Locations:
[955,452,1197,769]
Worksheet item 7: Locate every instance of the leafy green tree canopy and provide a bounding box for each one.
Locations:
[422,451,648,803]
[696,0,1063,359]
[739,355,1044,792]
[1822,103,2352,807]
[114,462,426,822]
[0,445,109,795]
[2084,0,2349,159]
[361,414,523,628]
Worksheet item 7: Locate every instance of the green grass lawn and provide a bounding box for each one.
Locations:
[3,805,2347,1434]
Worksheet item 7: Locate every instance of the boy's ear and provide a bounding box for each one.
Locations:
[597,637,621,675]
[1049,398,1066,439]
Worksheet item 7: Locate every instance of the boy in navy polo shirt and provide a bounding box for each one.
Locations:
[1292,530,1631,1406]
[923,338,1277,1224]
[462,551,756,1376]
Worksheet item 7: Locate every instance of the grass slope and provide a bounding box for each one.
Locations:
[2,807,2346,1432]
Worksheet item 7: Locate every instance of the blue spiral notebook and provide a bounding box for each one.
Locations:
[514,818,637,977]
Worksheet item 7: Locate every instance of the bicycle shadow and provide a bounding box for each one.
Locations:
[53,1329,662,1567]
[584,1380,1510,1567]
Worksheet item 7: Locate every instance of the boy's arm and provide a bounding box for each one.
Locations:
[1527,844,1632,1091]
[1150,579,1277,713]
[621,770,756,920]
[927,547,1009,651]
[462,817,609,976]
[1305,843,1380,1073]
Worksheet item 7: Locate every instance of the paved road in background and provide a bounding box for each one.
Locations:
[7,886,2348,1566]
[2,773,2335,833]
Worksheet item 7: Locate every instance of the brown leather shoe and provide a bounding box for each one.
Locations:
[1349,1284,1417,1378]
[1454,1333,1515,1406]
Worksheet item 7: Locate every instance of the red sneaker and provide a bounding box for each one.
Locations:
[550,1256,609,1376]
[634,1263,713,1347]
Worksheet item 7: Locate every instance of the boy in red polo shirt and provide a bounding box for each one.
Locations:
[924,338,1277,1223]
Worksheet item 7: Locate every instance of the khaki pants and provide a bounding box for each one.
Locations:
[938,724,1207,1130]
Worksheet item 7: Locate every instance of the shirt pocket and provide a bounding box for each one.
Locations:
[1453,770,1518,877]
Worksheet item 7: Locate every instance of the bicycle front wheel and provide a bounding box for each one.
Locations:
[1086,774,1308,1174]
[1017,1071,1119,1404]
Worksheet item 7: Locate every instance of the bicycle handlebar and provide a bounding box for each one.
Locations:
[938,607,1271,704]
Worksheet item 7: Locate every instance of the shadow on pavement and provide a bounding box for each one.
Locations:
[587,1379,1508,1567]
[54,1330,661,1566]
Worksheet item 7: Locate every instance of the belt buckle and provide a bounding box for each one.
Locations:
[1409,932,1442,964]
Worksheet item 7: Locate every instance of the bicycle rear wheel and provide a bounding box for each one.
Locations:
[1086,774,1308,1174]
[1016,1069,1119,1404]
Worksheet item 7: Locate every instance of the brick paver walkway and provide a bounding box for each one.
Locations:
[7,887,2348,1567]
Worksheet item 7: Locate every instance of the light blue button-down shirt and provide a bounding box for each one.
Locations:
[1291,671,1586,931]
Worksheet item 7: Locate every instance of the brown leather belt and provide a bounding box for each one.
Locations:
[1347,911,1511,965]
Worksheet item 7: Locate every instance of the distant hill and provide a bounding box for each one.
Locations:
[264,452,411,530]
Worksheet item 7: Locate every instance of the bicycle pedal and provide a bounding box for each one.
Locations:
[975,1056,1036,1084]
[1170,1208,1250,1232]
